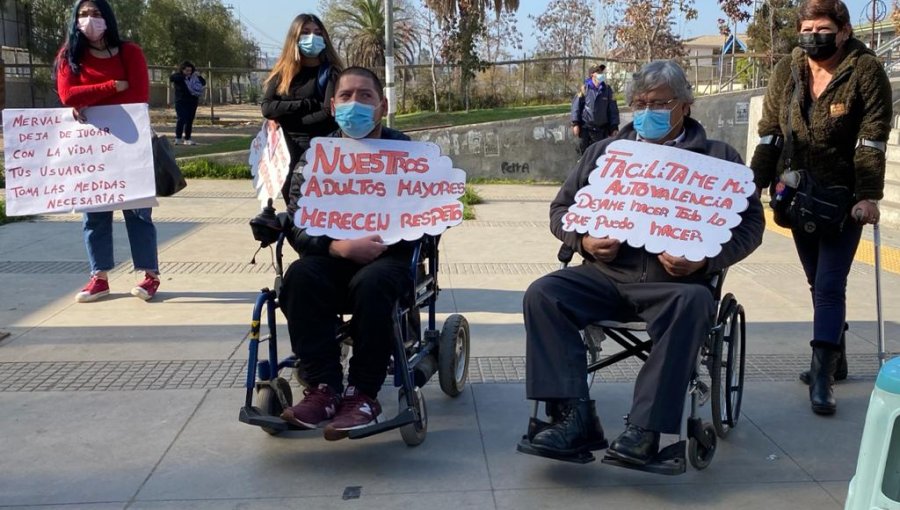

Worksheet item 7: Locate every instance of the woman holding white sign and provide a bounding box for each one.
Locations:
[262,13,343,207]
[750,0,890,415]
[55,0,160,302]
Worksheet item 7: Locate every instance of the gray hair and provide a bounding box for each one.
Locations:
[625,60,694,105]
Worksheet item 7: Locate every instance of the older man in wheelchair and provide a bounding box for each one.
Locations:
[517,60,764,469]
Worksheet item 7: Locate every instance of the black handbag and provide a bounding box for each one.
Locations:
[787,170,852,234]
[152,133,186,197]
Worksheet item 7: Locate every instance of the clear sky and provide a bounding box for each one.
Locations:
[228,0,879,59]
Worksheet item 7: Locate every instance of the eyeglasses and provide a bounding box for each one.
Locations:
[630,98,678,111]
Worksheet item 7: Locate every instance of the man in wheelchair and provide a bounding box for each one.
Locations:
[519,61,764,466]
[276,67,413,438]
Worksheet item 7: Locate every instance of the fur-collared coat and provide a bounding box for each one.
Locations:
[750,38,892,201]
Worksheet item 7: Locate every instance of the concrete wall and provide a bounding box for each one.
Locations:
[406,91,762,183]
[408,114,579,182]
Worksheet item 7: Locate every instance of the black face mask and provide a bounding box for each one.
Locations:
[799,32,839,61]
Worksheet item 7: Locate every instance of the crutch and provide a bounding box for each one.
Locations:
[874,223,887,367]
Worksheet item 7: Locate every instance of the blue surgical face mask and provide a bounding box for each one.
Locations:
[335,101,378,139]
[632,108,672,141]
[298,34,326,57]
[594,73,606,84]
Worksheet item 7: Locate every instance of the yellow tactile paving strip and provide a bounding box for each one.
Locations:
[763,208,900,274]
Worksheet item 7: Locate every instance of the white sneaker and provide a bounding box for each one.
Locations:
[183,140,196,146]
[173,139,183,145]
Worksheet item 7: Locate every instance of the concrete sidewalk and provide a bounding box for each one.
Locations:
[0,181,897,509]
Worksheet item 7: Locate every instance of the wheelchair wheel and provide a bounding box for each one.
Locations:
[583,325,604,388]
[688,422,717,470]
[399,387,428,446]
[255,377,293,436]
[711,297,746,438]
[438,314,470,397]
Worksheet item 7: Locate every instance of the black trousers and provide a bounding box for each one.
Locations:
[279,252,412,398]
[174,99,198,140]
[577,127,611,155]
[523,264,714,434]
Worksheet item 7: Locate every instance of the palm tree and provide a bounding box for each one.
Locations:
[330,0,418,68]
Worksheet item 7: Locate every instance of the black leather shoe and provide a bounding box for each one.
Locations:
[800,326,848,384]
[529,399,608,456]
[809,346,839,415]
[606,423,660,465]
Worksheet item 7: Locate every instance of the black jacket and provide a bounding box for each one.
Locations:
[261,65,338,153]
[551,117,765,284]
[571,81,620,132]
[286,127,411,256]
[169,72,205,104]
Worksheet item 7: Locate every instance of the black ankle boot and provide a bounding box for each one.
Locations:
[607,423,660,465]
[800,325,848,384]
[809,346,839,415]
[530,399,607,456]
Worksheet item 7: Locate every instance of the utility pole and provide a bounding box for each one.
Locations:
[385,0,395,127]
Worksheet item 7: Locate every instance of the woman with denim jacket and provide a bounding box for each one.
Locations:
[749,0,890,416]
[55,0,160,303]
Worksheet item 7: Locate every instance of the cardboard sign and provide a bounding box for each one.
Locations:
[2,104,157,216]
[564,139,756,261]
[295,137,466,244]
[248,120,291,206]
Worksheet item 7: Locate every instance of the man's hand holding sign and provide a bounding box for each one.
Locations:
[564,139,756,269]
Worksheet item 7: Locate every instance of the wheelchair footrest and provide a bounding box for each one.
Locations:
[516,436,597,464]
[601,440,687,476]
[347,408,417,440]
[239,406,306,432]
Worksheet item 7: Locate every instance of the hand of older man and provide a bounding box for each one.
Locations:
[582,235,621,262]
[852,200,879,225]
[658,253,706,277]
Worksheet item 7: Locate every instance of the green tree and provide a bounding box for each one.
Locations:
[747,0,798,73]
[320,0,418,68]
[425,0,519,111]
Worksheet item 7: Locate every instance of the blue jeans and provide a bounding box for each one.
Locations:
[83,208,159,274]
[791,220,862,347]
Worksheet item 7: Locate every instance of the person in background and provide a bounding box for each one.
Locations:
[749,0,890,416]
[169,60,205,145]
[55,0,161,302]
[571,64,620,154]
[262,13,343,207]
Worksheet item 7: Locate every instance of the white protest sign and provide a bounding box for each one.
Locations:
[2,104,157,216]
[564,139,756,261]
[295,137,466,244]
[248,120,291,207]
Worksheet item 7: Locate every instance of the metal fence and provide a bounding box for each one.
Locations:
[0,53,788,115]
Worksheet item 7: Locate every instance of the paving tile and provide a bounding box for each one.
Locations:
[0,391,203,506]
[135,386,490,501]
[130,490,495,510]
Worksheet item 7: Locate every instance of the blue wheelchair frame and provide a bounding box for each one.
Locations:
[238,233,469,445]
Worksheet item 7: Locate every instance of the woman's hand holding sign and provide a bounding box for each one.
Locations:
[657,253,706,277]
[582,235,621,262]
[329,235,387,264]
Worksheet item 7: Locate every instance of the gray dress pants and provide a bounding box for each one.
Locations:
[523,263,715,434]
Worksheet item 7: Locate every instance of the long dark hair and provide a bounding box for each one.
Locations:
[56,0,124,75]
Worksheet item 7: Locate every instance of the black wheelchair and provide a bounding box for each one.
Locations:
[521,244,746,475]
[238,199,471,446]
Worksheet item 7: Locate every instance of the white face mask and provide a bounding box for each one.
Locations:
[77,16,107,43]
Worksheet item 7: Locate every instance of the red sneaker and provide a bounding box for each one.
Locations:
[75,275,110,303]
[324,386,382,441]
[131,273,160,301]
[280,383,341,429]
